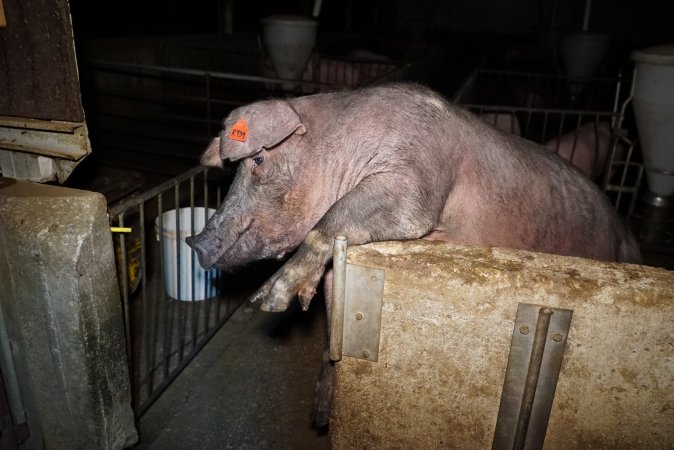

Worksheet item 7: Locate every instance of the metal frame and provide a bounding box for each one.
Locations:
[109,165,241,417]
[454,69,644,218]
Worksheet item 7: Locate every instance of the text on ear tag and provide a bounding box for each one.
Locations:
[229,118,248,142]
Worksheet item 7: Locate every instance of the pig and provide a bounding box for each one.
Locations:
[480,112,522,136]
[187,82,640,313]
[186,82,640,427]
[545,121,614,179]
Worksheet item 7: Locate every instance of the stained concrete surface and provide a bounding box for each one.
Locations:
[134,297,330,450]
[0,181,137,449]
[331,241,674,449]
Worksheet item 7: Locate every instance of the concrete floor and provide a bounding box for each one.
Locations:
[133,298,330,450]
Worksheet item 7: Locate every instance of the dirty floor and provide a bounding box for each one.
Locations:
[133,298,330,450]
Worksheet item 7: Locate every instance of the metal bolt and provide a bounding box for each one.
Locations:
[362,350,370,359]
[552,332,563,342]
[519,325,530,335]
[355,312,364,321]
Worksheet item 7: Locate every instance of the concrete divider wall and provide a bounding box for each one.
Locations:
[331,241,673,449]
[0,181,137,449]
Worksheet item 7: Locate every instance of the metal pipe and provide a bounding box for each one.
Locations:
[512,307,553,450]
[330,236,348,362]
[203,171,212,331]
[173,185,183,362]
[190,177,198,351]
[88,60,332,89]
[158,193,171,382]
[110,165,206,216]
[118,213,133,371]
[139,201,153,399]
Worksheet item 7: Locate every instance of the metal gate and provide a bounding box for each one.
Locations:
[109,165,245,417]
[454,68,644,217]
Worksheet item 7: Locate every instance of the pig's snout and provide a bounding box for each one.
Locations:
[185,233,217,269]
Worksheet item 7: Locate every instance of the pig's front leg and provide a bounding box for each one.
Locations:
[250,173,436,312]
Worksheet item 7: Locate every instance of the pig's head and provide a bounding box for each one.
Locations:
[186,99,320,270]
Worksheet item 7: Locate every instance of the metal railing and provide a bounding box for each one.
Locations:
[454,69,644,218]
[109,165,244,417]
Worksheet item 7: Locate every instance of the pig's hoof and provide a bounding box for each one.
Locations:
[248,279,293,313]
[259,301,289,313]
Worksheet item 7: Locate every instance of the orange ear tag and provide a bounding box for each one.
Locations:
[229,118,248,142]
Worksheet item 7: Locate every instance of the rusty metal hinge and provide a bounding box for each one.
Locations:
[330,237,385,362]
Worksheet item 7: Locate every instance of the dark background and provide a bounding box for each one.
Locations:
[68,0,674,44]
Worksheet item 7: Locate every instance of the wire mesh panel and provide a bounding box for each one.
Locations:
[82,49,405,173]
[454,69,644,218]
[110,166,245,417]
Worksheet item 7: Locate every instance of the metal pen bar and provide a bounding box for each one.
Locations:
[110,166,206,217]
[158,193,171,383]
[203,170,212,331]
[215,181,223,321]
[570,113,583,163]
[134,291,241,418]
[189,176,198,351]
[174,184,184,363]
[206,73,212,137]
[512,307,553,450]
[87,60,332,90]
[117,213,133,378]
[139,201,153,401]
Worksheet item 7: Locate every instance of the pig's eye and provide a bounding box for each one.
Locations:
[253,155,264,166]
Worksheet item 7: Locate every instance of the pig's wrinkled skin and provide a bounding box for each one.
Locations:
[187,83,641,314]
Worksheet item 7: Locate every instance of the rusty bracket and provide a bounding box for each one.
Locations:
[0,116,91,160]
[492,303,573,450]
[330,237,385,363]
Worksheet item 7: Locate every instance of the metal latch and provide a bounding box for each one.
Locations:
[330,236,385,362]
[492,303,573,450]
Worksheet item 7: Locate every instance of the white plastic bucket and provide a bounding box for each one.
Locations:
[156,207,218,301]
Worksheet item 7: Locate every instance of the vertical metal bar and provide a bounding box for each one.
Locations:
[139,202,153,401]
[330,236,348,362]
[512,307,553,450]
[524,110,532,140]
[540,111,549,144]
[203,170,211,332]
[215,180,223,321]
[159,193,171,382]
[117,213,133,375]
[610,74,622,129]
[570,113,583,164]
[152,195,164,396]
[190,176,198,351]
[206,73,212,137]
[627,157,644,218]
[174,184,184,362]
[557,112,566,149]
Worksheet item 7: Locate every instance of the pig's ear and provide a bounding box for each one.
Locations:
[219,100,306,161]
[200,137,224,168]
